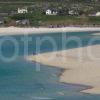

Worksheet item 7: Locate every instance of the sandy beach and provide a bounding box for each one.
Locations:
[27,44,100,94]
[0,26,100,36]
[1,26,100,94]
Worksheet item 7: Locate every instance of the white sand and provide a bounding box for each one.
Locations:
[0,26,100,36]
[27,45,100,94]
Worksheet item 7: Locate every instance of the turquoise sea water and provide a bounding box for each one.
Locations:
[0,31,100,100]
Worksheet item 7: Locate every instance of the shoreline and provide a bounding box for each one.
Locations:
[1,26,100,94]
[30,59,93,95]
[0,26,100,36]
[27,45,100,94]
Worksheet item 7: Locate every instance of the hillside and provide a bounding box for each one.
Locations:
[0,0,99,3]
[0,0,100,27]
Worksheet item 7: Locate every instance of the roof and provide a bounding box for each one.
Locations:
[89,11,97,15]
[47,8,58,12]
[18,7,27,9]
[0,13,9,16]
[0,16,4,21]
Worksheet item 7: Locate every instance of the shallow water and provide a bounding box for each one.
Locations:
[0,31,100,100]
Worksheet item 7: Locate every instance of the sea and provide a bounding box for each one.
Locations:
[0,31,100,100]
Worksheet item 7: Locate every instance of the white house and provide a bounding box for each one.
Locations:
[46,9,58,15]
[96,12,100,16]
[18,7,28,14]
[89,12,100,16]
[68,10,78,15]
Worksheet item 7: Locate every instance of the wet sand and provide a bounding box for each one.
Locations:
[27,45,100,94]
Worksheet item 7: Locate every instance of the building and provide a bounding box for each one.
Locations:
[21,19,30,25]
[89,12,100,16]
[16,19,30,25]
[0,13,9,25]
[89,12,96,16]
[0,17,4,24]
[96,12,100,16]
[18,7,28,14]
[68,10,79,16]
[46,9,58,15]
